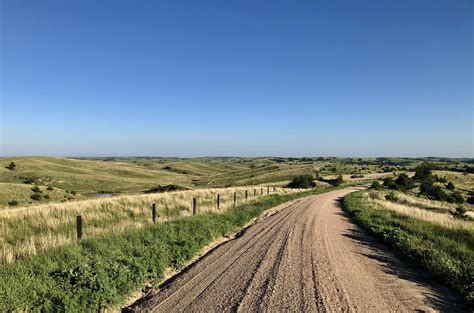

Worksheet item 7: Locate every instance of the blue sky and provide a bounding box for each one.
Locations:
[1,0,472,157]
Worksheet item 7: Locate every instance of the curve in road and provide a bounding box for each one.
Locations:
[127,187,465,312]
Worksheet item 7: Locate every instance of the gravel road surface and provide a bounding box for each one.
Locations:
[127,187,465,312]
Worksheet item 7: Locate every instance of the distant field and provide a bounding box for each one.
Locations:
[0,156,393,207]
[0,157,191,195]
[1,156,472,208]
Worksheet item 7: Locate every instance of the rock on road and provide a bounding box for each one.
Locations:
[127,187,464,312]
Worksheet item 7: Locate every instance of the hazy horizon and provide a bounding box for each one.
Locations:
[1,154,473,160]
[1,1,473,157]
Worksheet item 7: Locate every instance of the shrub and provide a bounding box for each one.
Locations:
[8,200,19,206]
[46,186,54,191]
[144,185,188,193]
[467,195,474,205]
[453,206,466,218]
[385,192,399,202]
[426,186,447,201]
[5,162,16,171]
[43,194,50,200]
[368,191,381,200]
[446,182,455,190]
[394,173,415,191]
[446,192,464,204]
[419,175,436,196]
[351,174,364,178]
[413,162,434,181]
[383,177,397,189]
[31,186,42,193]
[436,176,448,183]
[30,193,42,201]
[331,175,343,187]
[70,191,77,195]
[286,175,316,188]
[370,181,382,190]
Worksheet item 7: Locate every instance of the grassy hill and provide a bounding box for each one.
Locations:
[0,157,190,195]
[0,182,79,207]
[1,156,471,208]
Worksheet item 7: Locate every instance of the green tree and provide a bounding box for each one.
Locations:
[413,162,434,181]
[426,186,447,201]
[446,192,464,204]
[394,173,415,191]
[419,175,436,196]
[383,177,397,189]
[286,175,316,188]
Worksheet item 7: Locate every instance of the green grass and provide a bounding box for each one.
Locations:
[0,187,336,311]
[344,191,474,305]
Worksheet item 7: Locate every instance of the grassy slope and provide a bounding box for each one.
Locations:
[1,186,300,263]
[434,170,474,195]
[0,157,191,195]
[0,183,79,207]
[0,188,334,311]
[0,157,386,203]
[2,157,469,206]
[344,191,474,305]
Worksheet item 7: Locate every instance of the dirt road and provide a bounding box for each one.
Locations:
[128,187,464,312]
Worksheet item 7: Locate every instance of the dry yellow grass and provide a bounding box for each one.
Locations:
[394,192,457,211]
[363,192,473,231]
[0,186,303,264]
[434,170,474,192]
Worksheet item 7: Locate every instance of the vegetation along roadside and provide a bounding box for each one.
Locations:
[0,186,343,311]
[343,189,473,305]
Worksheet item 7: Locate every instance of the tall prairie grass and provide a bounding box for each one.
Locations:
[363,192,473,231]
[0,186,302,263]
[344,191,474,304]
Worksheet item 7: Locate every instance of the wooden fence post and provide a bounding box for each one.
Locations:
[217,194,220,210]
[245,190,248,199]
[254,189,256,197]
[193,198,197,215]
[267,186,269,194]
[76,215,82,240]
[233,192,236,209]
[261,187,263,195]
[152,203,157,224]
